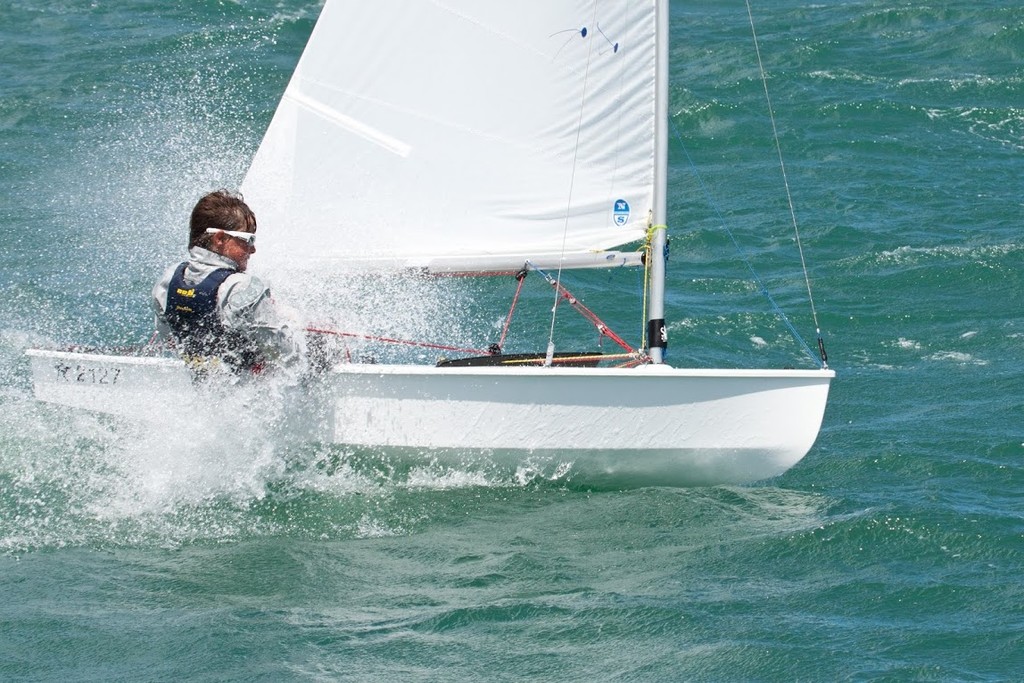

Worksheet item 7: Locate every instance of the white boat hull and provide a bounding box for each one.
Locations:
[27,349,195,418]
[26,349,833,486]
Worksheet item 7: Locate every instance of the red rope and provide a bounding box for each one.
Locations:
[496,270,527,350]
[547,281,635,353]
[305,327,491,356]
[305,268,636,360]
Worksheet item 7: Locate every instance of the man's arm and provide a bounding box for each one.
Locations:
[219,274,305,369]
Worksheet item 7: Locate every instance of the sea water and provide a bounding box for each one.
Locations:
[1,1,1022,680]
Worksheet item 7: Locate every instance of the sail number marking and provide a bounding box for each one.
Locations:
[54,362,122,385]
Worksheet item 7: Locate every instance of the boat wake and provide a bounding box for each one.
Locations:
[0,346,589,553]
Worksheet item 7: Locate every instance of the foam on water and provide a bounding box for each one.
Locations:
[0,342,601,553]
[0,392,539,553]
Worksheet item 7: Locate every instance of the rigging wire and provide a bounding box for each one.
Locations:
[672,126,821,366]
[745,0,828,367]
[546,1,602,366]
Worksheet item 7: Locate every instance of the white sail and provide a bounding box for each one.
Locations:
[242,0,658,274]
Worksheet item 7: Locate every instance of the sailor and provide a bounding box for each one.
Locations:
[152,189,304,374]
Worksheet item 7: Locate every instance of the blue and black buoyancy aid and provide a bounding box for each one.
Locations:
[164,263,261,370]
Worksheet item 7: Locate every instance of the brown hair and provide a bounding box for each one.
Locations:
[188,190,257,249]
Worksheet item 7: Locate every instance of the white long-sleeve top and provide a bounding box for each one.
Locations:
[152,247,304,369]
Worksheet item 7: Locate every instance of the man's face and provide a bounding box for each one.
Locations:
[214,230,256,271]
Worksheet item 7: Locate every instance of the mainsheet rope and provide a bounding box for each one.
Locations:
[527,262,636,354]
[304,327,491,357]
[496,268,528,351]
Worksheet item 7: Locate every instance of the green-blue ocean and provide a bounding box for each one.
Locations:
[2,1,1022,680]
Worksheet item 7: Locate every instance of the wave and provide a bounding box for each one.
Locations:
[834,242,1024,270]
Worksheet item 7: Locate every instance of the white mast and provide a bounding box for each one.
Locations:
[648,0,670,364]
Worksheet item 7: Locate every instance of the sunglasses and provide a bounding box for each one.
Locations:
[206,228,256,247]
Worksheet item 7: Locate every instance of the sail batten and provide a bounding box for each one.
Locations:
[285,88,413,158]
[242,0,659,274]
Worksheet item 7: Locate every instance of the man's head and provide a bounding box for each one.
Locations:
[189,190,257,271]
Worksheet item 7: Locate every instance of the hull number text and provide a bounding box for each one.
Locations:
[54,363,122,385]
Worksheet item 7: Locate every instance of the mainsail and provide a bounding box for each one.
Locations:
[242,0,659,274]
